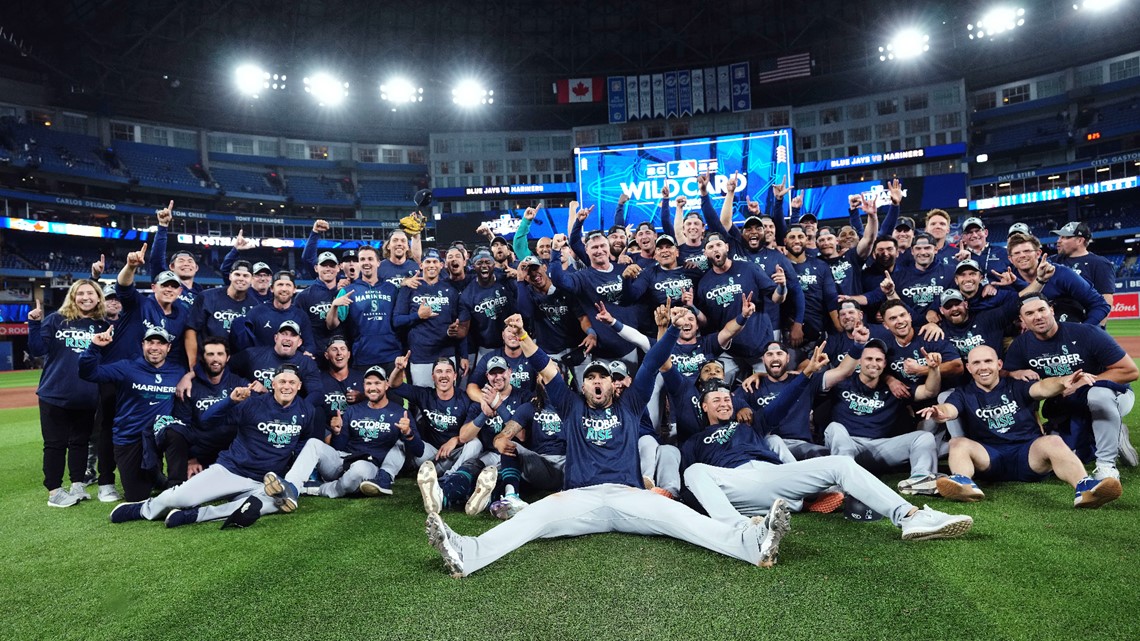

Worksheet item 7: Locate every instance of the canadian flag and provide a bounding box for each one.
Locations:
[554,77,604,103]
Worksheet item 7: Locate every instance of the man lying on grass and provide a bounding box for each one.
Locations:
[919,345,1122,508]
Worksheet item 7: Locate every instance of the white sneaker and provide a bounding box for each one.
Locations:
[48,488,81,508]
[417,460,443,514]
[426,512,465,578]
[68,482,90,501]
[1119,423,1139,467]
[900,505,973,541]
[756,498,792,568]
[97,484,122,503]
[1093,464,1121,481]
[465,465,498,516]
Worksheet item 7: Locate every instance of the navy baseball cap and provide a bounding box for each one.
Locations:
[838,299,862,312]
[422,248,442,261]
[911,233,935,247]
[221,496,263,529]
[230,259,253,274]
[486,356,509,373]
[272,271,296,284]
[154,270,181,287]
[704,232,729,247]
[895,217,915,231]
[273,363,301,378]
[364,365,388,380]
[340,249,357,261]
[169,250,196,263]
[607,225,627,236]
[862,337,888,354]
[317,251,338,266]
[655,234,677,247]
[491,235,510,247]
[609,360,630,380]
[584,230,606,243]
[817,227,836,238]
[699,380,733,401]
[798,212,818,223]
[634,222,655,233]
[472,249,494,263]
[743,215,764,228]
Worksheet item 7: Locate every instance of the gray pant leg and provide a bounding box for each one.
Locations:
[654,444,681,496]
[638,435,659,482]
[140,465,258,520]
[326,460,379,498]
[380,445,406,479]
[197,491,283,522]
[1087,386,1123,467]
[683,463,754,525]
[825,422,860,458]
[855,432,938,477]
[415,442,439,469]
[478,450,501,468]
[747,457,913,527]
[766,435,798,463]
[285,438,342,488]
[513,443,564,491]
[784,438,830,460]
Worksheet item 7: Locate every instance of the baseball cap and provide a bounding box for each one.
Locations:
[221,496,263,529]
[743,215,764,228]
[422,247,441,262]
[143,326,173,343]
[607,224,626,236]
[894,216,915,231]
[252,262,272,274]
[626,237,640,249]
[154,270,181,287]
[817,227,836,238]
[798,212,818,223]
[519,255,542,270]
[1051,221,1091,239]
[277,320,301,335]
[1019,292,1051,308]
[491,235,510,247]
[955,259,981,274]
[102,283,118,299]
[704,232,729,247]
[655,234,677,247]
[340,249,357,261]
[911,233,935,247]
[583,360,612,378]
[862,337,888,354]
[609,360,630,380]
[273,362,301,378]
[169,249,196,263]
[940,289,965,307]
[230,259,253,274]
[472,249,494,263]
[1007,222,1030,237]
[584,230,606,243]
[634,222,655,233]
[787,224,806,236]
[364,365,388,380]
[272,271,296,284]
[838,299,862,312]
[326,335,348,347]
[962,217,985,231]
[699,380,733,401]
[317,251,338,266]
[486,356,509,373]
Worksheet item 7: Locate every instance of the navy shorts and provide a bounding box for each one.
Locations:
[977,440,1050,483]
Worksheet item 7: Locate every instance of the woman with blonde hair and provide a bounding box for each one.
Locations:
[27,279,109,507]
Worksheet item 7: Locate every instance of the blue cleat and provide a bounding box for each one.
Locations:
[1074,476,1122,509]
[164,508,200,528]
[359,470,393,496]
[109,501,146,524]
[936,474,985,502]
[263,472,299,513]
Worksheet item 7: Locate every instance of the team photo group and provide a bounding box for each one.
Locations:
[30,174,1137,578]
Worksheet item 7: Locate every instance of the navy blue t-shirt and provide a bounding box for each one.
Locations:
[681,420,784,470]
[395,279,463,364]
[734,373,823,442]
[458,277,516,353]
[29,312,109,409]
[789,255,839,337]
[377,258,420,289]
[329,400,424,461]
[189,286,255,349]
[229,346,324,400]
[170,365,249,457]
[470,350,538,399]
[1003,322,1125,378]
[238,302,317,354]
[336,278,402,367]
[389,384,477,448]
[696,259,777,360]
[209,393,317,480]
[827,375,905,439]
[509,402,567,457]
[294,281,339,353]
[945,378,1042,445]
[1052,252,1116,296]
[78,347,184,445]
[515,281,586,355]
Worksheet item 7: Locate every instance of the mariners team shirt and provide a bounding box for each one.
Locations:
[821,247,865,297]
[28,312,110,409]
[892,261,956,321]
[470,350,537,399]
[1052,252,1115,296]
[294,281,339,353]
[114,283,190,367]
[941,299,1020,359]
[337,278,402,367]
[476,389,532,451]
[1003,321,1126,378]
[549,259,639,358]
[239,303,317,354]
[458,277,516,352]
[510,402,566,456]
[695,260,777,359]
[881,333,961,389]
[149,225,202,312]
[945,378,1042,445]
[1039,265,1110,325]
[170,365,249,458]
[394,279,463,365]
[389,385,477,448]
[319,368,365,419]
[78,346,185,446]
[733,373,823,442]
[377,258,421,289]
[229,345,324,399]
[625,264,702,311]
[668,334,726,380]
[790,256,839,339]
[515,281,587,355]
[681,420,784,470]
[329,400,424,461]
[190,287,255,349]
[210,393,316,480]
[827,375,905,439]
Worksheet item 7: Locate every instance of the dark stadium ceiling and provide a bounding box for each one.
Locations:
[0,0,1137,142]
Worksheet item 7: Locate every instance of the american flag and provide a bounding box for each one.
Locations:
[757,53,813,83]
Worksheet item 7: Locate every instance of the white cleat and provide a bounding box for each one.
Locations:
[426,512,465,578]
[900,505,973,541]
[757,498,791,568]
[417,460,443,514]
[465,465,498,516]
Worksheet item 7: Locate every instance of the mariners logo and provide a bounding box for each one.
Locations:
[1027,344,1083,376]
[974,394,1019,433]
[703,422,738,445]
[583,409,618,445]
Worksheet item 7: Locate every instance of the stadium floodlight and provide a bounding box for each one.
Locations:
[304,73,349,106]
[452,80,493,107]
[878,30,929,61]
[235,64,269,98]
[380,78,423,104]
[968,7,1026,40]
[1074,0,1122,9]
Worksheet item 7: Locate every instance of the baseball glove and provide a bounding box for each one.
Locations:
[400,211,427,236]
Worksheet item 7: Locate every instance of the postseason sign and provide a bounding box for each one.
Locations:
[575,129,793,230]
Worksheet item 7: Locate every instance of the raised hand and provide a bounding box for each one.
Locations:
[91,254,106,279]
[852,324,871,343]
[669,305,689,328]
[746,195,761,215]
[618,193,630,205]
[920,347,942,370]
[332,290,354,307]
[505,313,525,336]
[156,200,174,226]
[91,325,114,346]
[622,263,642,280]
[697,172,710,196]
[772,265,786,287]
[848,194,863,210]
[772,180,789,200]
[1036,255,1056,282]
[803,341,831,376]
[860,194,876,216]
[126,243,148,268]
[576,204,595,222]
[330,410,343,435]
[880,271,896,298]
[393,350,412,371]
[27,299,44,322]
[990,267,1017,287]
[654,297,672,328]
[725,172,739,194]
[313,219,330,233]
[594,301,615,325]
[230,384,254,403]
[739,291,755,319]
[417,303,437,320]
[660,185,670,199]
[234,229,253,251]
[675,195,688,210]
[789,193,803,210]
[523,204,539,220]
[887,178,904,205]
[397,410,412,435]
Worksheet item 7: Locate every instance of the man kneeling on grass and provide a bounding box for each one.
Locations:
[918,345,1122,508]
[108,364,317,527]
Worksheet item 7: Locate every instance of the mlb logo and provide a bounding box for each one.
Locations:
[667,160,699,179]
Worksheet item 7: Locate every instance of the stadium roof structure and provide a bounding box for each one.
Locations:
[0,0,1137,140]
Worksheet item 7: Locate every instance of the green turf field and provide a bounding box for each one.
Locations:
[0,369,40,389]
[1107,318,1140,337]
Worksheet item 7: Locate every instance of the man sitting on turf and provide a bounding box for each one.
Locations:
[918,345,1122,508]
[108,364,318,527]
[288,365,424,499]
[683,343,974,540]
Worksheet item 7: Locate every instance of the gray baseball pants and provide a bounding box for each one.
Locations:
[824,422,937,477]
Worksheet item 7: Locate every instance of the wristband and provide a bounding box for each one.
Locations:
[517,332,529,342]
[586,328,597,336]
[472,414,488,428]
[734,314,747,326]
[776,284,787,293]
